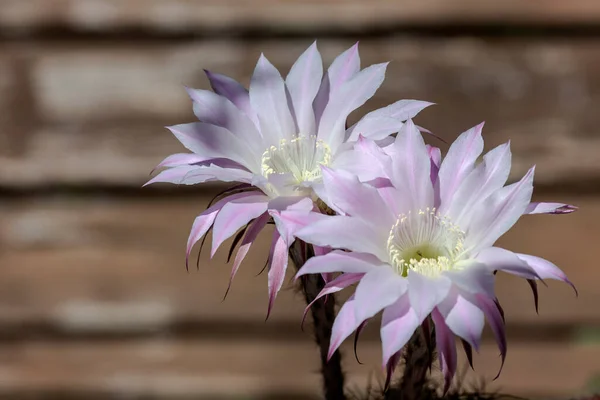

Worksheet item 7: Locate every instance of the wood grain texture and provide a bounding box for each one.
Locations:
[1,38,599,188]
[0,339,596,398]
[2,0,600,34]
[0,194,595,334]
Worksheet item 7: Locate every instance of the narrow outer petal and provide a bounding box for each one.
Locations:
[432,308,458,393]
[524,202,578,215]
[295,250,382,277]
[328,295,361,360]
[313,42,360,125]
[211,194,269,257]
[267,229,290,318]
[438,122,484,206]
[204,69,259,127]
[250,54,296,143]
[286,42,323,136]
[318,62,388,151]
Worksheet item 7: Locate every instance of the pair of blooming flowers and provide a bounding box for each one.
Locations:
[147,42,576,388]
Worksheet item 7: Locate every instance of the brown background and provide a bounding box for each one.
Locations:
[0,1,599,399]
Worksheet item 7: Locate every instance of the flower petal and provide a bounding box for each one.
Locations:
[444,261,496,298]
[466,166,535,252]
[330,135,392,182]
[144,165,201,186]
[431,308,458,393]
[167,122,258,170]
[267,229,290,318]
[516,253,577,294]
[354,266,407,323]
[226,212,271,295]
[318,62,388,151]
[186,87,263,156]
[152,153,208,170]
[437,288,484,351]
[321,167,394,227]
[185,191,258,267]
[438,122,484,206]
[444,142,511,224]
[204,69,259,127]
[380,293,420,368]
[181,165,254,185]
[389,119,434,212]
[475,294,507,379]
[313,42,360,126]
[407,271,451,321]
[295,215,388,260]
[211,194,269,257]
[524,202,578,215]
[328,294,361,360]
[295,250,382,277]
[250,54,296,144]
[286,42,323,136]
[302,273,364,327]
[476,247,543,280]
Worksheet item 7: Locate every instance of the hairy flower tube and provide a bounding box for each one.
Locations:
[281,120,577,390]
[145,42,432,314]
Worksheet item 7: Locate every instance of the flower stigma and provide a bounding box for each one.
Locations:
[261,135,332,184]
[387,208,465,278]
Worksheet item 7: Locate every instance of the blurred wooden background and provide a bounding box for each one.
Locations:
[0,1,599,399]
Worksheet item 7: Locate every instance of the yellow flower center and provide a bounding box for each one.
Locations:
[261,135,332,184]
[387,208,465,278]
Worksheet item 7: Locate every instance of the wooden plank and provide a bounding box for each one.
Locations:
[2,0,600,35]
[2,38,600,188]
[0,195,596,336]
[0,339,596,398]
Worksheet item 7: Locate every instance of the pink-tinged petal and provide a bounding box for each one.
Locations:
[321,167,394,227]
[266,229,290,319]
[407,271,451,321]
[286,41,323,136]
[466,166,535,251]
[347,99,434,142]
[475,294,507,379]
[516,253,577,295]
[445,142,512,224]
[167,122,257,171]
[313,42,360,125]
[331,135,392,182]
[250,54,296,143]
[354,266,407,323]
[380,294,420,368]
[431,308,458,393]
[438,122,484,206]
[365,99,435,122]
[476,247,543,281]
[295,250,382,277]
[302,273,364,327]
[186,87,262,154]
[204,69,259,127]
[524,202,578,215]
[144,165,200,186]
[328,294,362,360]
[346,116,402,142]
[390,119,434,212]
[444,261,496,298]
[318,62,388,151]
[437,288,484,351]
[181,165,254,185]
[426,144,441,190]
[211,194,269,257]
[185,191,258,267]
[384,350,403,391]
[268,196,314,212]
[226,213,271,295]
[272,209,326,245]
[295,215,389,260]
[152,153,208,171]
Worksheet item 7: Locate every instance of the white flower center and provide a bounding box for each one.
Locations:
[261,135,332,183]
[387,208,465,278]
